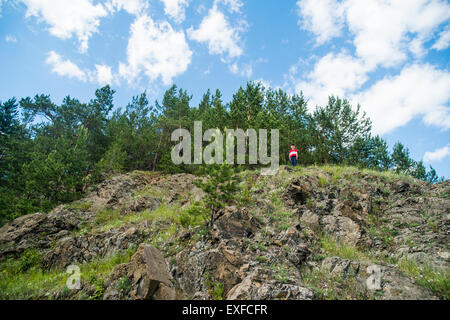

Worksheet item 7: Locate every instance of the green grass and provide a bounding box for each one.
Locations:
[265,195,295,231]
[79,200,207,235]
[319,234,375,263]
[0,248,137,300]
[301,266,372,300]
[397,258,450,300]
[311,164,416,185]
[271,263,292,284]
[314,233,449,299]
[65,201,92,211]
[318,176,328,186]
[203,270,225,300]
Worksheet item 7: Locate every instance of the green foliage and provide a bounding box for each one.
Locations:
[425,166,444,184]
[211,282,224,300]
[22,126,90,209]
[180,202,208,228]
[0,82,444,225]
[203,270,224,300]
[312,96,372,164]
[194,164,241,227]
[392,142,413,174]
[95,141,127,175]
[19,249,43,272]
[0,248,137,300]
[87,270,105,300]
[117,276,132,294]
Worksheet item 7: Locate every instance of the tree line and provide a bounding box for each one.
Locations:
[0,82,443,224]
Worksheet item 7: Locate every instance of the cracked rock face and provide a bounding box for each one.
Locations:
[0,208,91,257]
[42,226,147,270]
[1,168,448,300]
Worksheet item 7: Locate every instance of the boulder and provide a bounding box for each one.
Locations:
[104,244,176,300]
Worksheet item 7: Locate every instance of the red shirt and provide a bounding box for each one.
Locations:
[289,149,298,158]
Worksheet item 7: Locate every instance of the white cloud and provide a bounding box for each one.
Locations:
[424,144,450,162]
[351,64,450,134]
[291,0,450,133]
[188,4,244,60]
[89,64,116,86]
[344,0,450,68]
[105,0,148,16]
[215,0,243,13]
[296,0,345,45]
[119,14,192,86]
[432,26,450,50]
[229,62,252,78]
[160,0,189,23]
[21,0,108,53]
[46,51,119,86]
[5,35,17,43]
[45,51,87,82]
[297,0,450,68]
[289,52,370,109]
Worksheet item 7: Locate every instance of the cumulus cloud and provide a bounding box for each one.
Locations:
[344,0,450,68]
[297,0,450,68]
[160,0,189,23]
[188,4,244,60]
[119,14,192,86]
[45,51,87,82]
[296,0,345,45]
[46,51,119,86]
[105,0,148,16]
[21,0,108,53]
[432,26,450,50]
[424,144,450,162]
[288,52,370,109]
[351,64,450,134]
[291,0,450,134]
[89,64,117,86]
[216,0,243,13]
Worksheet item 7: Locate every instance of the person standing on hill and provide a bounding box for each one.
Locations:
[289,144,298,166]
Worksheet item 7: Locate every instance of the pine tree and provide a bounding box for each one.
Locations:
[194,164,241,228]
[312,96,372,164]
[392,142,413,174]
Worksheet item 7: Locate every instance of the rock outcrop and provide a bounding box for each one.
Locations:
[0,167,448,300]
[42,226,146,269]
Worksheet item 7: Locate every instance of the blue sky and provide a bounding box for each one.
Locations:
[0,0,449,177]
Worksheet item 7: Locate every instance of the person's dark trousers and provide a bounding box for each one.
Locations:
[290,156,297,166]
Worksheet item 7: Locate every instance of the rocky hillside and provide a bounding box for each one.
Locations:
[0,166,448,300]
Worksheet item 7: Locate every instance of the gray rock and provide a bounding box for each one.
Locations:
[104,244,176,300]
